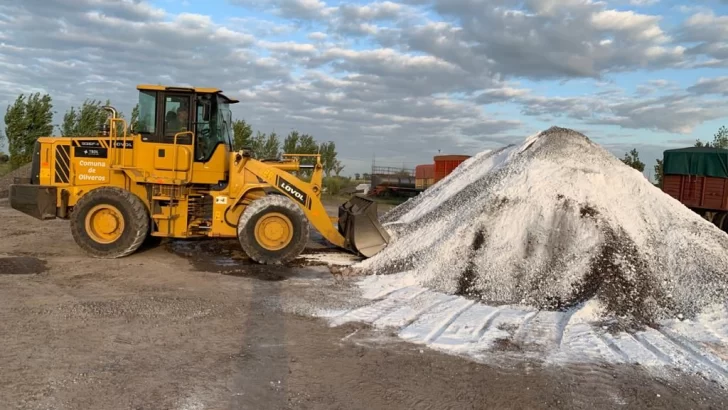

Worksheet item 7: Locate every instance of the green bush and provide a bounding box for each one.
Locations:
[323,176,354,196]
[0,153,8,164]
[323,177,343,195]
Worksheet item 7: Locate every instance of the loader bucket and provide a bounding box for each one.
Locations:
[338,195,390,258]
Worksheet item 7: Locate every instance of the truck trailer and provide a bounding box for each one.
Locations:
[662,146,728,231]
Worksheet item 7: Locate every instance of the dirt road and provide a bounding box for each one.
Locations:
[1,201,727,409]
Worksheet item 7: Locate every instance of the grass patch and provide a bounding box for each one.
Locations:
[0,163,11,177]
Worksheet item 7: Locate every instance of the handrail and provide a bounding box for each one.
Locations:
[282,153,322,158]
[280,153,323,166]
[103,106,129,168]
[277,153,323,184]
[108,117,129,167]
[172,131,194,182]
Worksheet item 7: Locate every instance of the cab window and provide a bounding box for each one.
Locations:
[163,95,192,140]
[137,91,156,134]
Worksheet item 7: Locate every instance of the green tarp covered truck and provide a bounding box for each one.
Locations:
[662,147,728,230]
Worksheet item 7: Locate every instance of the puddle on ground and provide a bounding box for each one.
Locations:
[164,239,345,281]
[0,256,48,275]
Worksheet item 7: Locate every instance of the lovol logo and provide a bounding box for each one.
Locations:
[277,176,308,207]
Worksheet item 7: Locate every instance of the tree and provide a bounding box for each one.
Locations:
[62,99,112,137]
[362,173,371,181]
[283,130,300,154]
[239,130,280,159]
[283,131,322,178]
[695,139,711,147]
[260,131,280,159]
[318,141,337,177]
[248,131,266,156]
[232,119,253,151]
[620,148,645,172]
[0,152,9,164]
[3,93,54,169]
[355,173,361,180]
[296,133,319,167]
[333,160,345,177]
[693,125,728,149]
[713,126,728,149]
[130,103,139,132]
[61,109,75,137]
[653,158,663,188]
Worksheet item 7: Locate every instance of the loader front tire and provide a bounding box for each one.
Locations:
[237,195,309,265]
[70,187,150,258]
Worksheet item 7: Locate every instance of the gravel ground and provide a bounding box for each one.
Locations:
[1,201,728,409]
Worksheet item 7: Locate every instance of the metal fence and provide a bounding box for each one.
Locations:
[371,165,414,177]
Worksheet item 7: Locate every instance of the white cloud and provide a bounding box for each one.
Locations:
[512,86,728,134]
[630,0,660,6]
[0,0,727,170]
[591,10,668,42]
[476,87,531,104]
[688,77,728,96]
[258,40,318,54]
[231,0,333,20]
[369,0,688,81]
[678,11,728,66]
[307,31,328,41]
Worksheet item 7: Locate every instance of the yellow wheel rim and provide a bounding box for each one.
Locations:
[254,212,293,251]
[84,204,125,244]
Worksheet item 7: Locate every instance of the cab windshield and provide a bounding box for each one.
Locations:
[217,97,233,148]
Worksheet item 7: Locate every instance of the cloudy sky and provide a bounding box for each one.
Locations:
[1,0,727,177]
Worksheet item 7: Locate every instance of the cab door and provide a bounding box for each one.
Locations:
[153,92,194,180]
[190,94,229,185]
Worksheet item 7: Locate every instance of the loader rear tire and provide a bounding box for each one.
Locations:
[70,187,150,259]
[237,195,309,265]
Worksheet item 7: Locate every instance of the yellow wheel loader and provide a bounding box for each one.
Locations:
[8,85,390,264]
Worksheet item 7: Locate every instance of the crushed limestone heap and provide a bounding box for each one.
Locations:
[356,127,728,327]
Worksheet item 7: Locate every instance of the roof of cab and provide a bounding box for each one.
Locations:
[136,84,239,103]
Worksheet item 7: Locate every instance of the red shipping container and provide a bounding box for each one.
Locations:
[434,155,470,182]
[415,164,434,179]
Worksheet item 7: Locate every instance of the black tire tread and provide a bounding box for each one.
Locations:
[237,195,309,265]
[70,187,150,258]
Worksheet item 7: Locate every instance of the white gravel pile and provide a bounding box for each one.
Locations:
[356,127,728,327]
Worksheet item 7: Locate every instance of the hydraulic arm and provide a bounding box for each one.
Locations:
[234,152,390,258]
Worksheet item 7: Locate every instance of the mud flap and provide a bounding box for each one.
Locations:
[338,195,390,257]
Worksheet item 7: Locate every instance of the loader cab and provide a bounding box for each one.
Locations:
[135,85,238,164]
